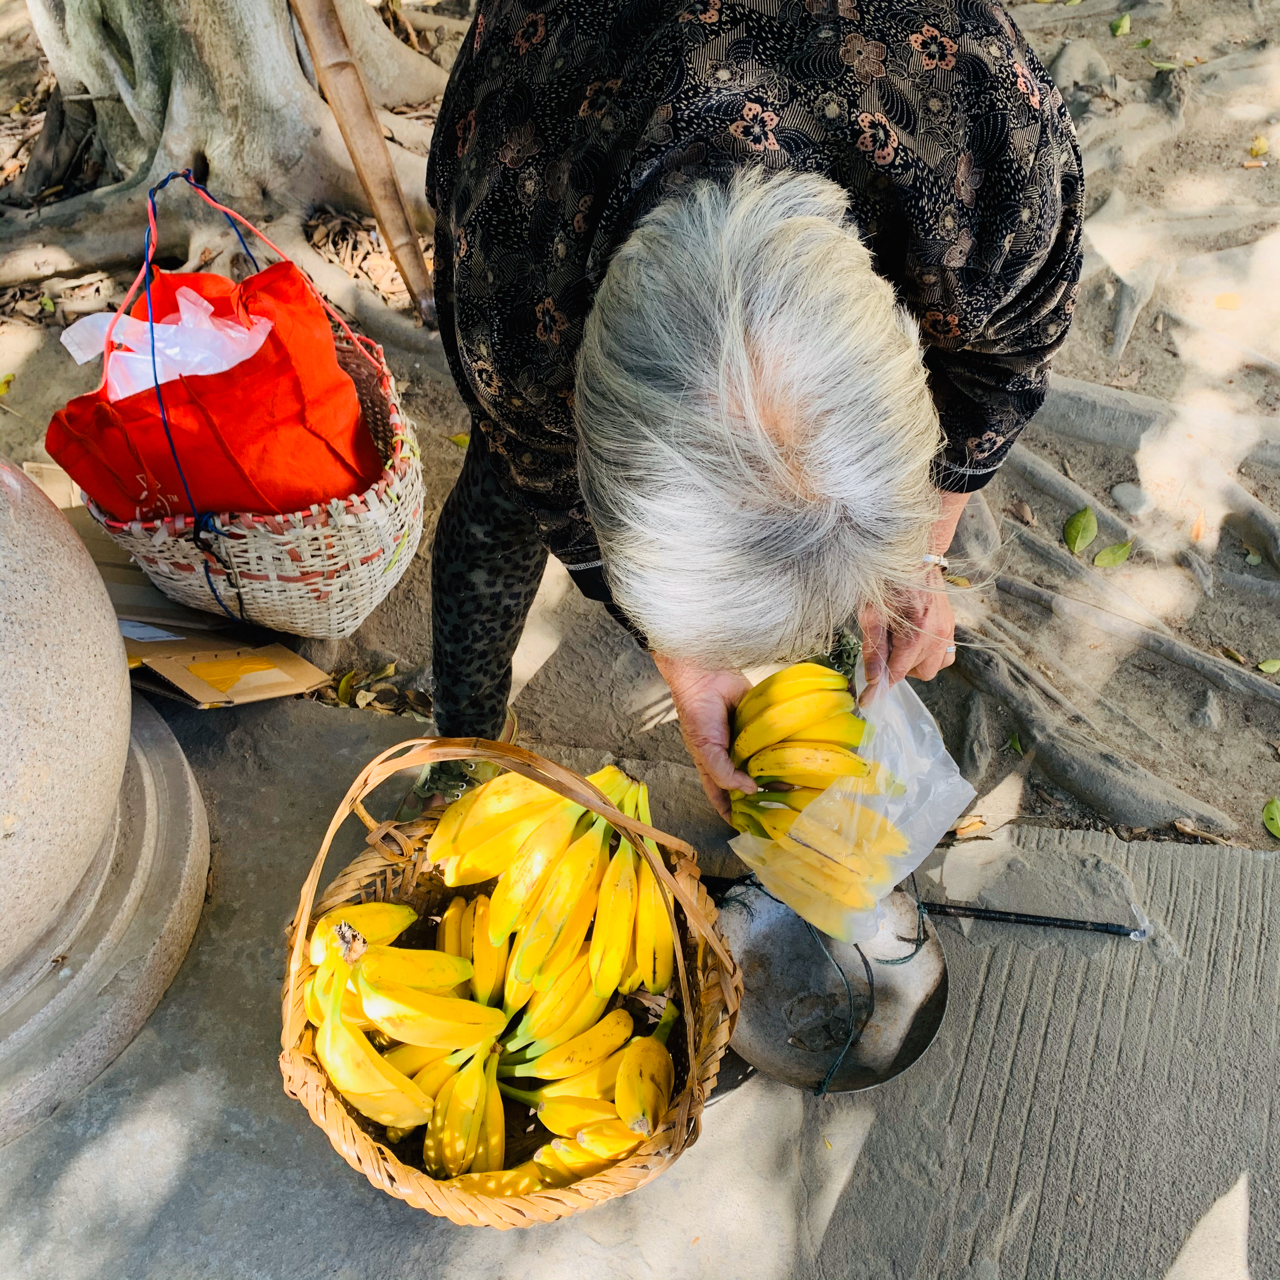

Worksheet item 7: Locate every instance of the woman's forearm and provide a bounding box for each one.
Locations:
[930,490,972,557]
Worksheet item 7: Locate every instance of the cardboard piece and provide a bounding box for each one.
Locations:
[22,461,83,509]
[123,630,330,708]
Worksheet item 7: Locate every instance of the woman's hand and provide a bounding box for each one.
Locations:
[858,571,955,704]
[652,653,756,822]
[859,490,969,706]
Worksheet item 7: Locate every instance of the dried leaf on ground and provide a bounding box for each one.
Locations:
[1190,509,1207,541]
[1093,540,1133,568]
[1221,646,1248,665]
[1009,500,1036,526]
[1250,135,1270,157]
[1264,798,1280,841]
[303,206,433,313]
[355,688,376,709]
[1064,506,1098,554]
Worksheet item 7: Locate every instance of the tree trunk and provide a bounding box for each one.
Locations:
[8,0,447,349]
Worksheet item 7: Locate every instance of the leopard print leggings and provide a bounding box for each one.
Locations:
[430,428,548,739]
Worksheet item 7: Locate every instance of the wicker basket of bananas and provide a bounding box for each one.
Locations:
[280,738,742,1228]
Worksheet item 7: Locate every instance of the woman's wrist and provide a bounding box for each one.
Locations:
[929,490,971,558]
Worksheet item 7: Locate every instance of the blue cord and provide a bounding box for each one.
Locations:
[139,169,255,622]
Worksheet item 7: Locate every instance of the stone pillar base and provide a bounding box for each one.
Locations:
[0,694,210,1146]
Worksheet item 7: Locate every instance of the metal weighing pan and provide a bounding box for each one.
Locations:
[715,885,947,1094]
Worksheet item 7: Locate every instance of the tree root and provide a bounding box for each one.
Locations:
[1215,564,1280,602]
[1003,518,1169,633]
[977,611,1166,752]
[996,575,1280,708]
[1003,443,1142,551]
[954,625,1235,832]
[1222,478,1280,570]
[958,686,992,785]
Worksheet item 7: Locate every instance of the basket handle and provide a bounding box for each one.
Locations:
[282,738,741,1054]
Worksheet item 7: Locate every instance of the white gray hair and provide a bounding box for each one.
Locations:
[575,166,942,669]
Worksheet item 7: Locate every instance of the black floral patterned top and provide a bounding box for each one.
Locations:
[427,0,1083,569]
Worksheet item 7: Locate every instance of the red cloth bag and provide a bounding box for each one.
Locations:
[46,260,383,521]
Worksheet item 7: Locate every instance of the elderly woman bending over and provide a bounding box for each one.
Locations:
[422,0,1082,816]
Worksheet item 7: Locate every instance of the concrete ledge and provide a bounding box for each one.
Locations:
[0,695,209,1147]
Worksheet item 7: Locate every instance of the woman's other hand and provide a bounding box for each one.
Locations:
[859,490,969,706]
[652,653,756,821]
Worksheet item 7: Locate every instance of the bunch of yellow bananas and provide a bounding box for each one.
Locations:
[304,763,686,1198]
[727,661,908,918]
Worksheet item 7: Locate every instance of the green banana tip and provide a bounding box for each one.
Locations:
[653,1000,680,1045]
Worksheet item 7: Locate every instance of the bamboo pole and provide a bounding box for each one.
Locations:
[289,0,435,326]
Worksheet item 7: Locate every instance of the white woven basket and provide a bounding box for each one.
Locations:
[87,340,424,639]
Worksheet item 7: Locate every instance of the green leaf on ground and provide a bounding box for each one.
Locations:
[0,373,14,396]
[1245,547,1263,565]
[1132,37,1151,47]
[1093,540,1133,568]
[1149,60,1178,70]
[1111,12,1130,35]
[1259,659,1280,674]
[39,295,54,313]
[1064,506,1098,554]
[1064,0,1083,6]
[1265,798,1280,841]
[1008,733,1023,756]
[448,433,471,449]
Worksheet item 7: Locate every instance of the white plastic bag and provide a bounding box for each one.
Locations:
[61,285,273,402]
[729,657,975,942]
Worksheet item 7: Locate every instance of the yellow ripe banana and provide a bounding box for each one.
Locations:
[487,805,584,945]
[503,1008,633,1080]
[314,925,433,1129]
[535,1095,618,1138]
[383,1043,451,1078]
[731,688,856,765]
[357,969,507,1049]
[442,1044,492,1177]
[445,1161,544,1197]
[308,902,416,966]
[503,922,536,1020]
[500,1044,629,1103]
[424,786,481,866]
[509,947,593,1050]
[447,803,569,886]
[415,1052,468,1100]
[358,944,473,993]
[575,1117,644,1160]
[739,799,798,843]
[521,989,609,1060]
[531,848,606,992]
[423,1069,459,1177]
[511,817,610,986]
[635,784,675,995]
[531,1141,578,1186]
[782,710,868,750]
[437,895,466,957]
[469,1053,504,1174]
[589,843,638,999]
[745,741,871,788]
[732,662,847,733]
[547,1138,614,1178]
[453,770,565,851]
[615,1002,678,1137]
[467,895,509,1007]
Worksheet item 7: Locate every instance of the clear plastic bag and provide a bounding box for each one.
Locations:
[61,285,273,402]
[729,657,976,942]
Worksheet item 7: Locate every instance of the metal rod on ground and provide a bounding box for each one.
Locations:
[920,901,1147,939]
[289,0,434,326]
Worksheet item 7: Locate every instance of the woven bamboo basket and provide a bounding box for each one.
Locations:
[280,739,742,1228]
[86,338,423,639]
